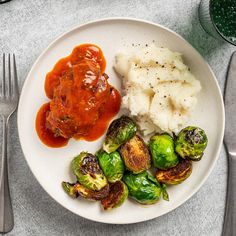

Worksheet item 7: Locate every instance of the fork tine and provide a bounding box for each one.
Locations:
[2,53,6,97]
[12,54,19,96]
[8,54,11,96]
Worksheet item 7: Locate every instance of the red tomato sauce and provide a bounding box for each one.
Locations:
[35,103,69,148]
[35,44,121,148]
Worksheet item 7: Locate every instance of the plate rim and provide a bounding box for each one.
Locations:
[17,17,225,224]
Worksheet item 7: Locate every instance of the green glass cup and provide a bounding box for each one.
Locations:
[199,0,236,46]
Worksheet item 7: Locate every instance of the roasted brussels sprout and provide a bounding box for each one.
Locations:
[96,150,124,183]
[61,182,78,198]
[149,133,179,170]
[123,171,168,204]
[101,181,128,210]
[156,159,192,185]
[72,152,107,191]
[62,181,110,201]
[175,126,208,161]
[120,135,151,174]
[103,115,137,153]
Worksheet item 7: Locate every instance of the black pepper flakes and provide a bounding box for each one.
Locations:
[149,83,154,89]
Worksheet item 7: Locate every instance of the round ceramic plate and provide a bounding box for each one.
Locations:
[17,18,224,224]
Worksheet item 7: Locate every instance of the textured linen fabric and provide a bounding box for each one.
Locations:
[0,0,235,235]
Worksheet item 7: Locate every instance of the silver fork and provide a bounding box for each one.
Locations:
[0,54,19,233]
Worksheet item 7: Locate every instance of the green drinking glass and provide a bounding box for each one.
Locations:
[199,0,236,46]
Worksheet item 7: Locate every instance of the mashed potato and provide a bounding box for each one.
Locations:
[114,44,201,135]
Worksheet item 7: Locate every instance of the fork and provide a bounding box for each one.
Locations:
[0,54,19,233]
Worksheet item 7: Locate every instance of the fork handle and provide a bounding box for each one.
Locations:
[0,116,14,233]
[222,152,236,236]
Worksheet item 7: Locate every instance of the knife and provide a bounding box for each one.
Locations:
[0,0,12,4]
[223,51,236,236]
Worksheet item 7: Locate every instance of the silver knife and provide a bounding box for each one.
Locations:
[223,51,236,236]
[0,0,11,4]
[0,0,12,4]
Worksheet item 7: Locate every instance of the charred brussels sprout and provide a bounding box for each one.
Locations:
[123,171,168,204]
[103,116,137,153]
[96,150,124,183]
[149,133,179,170]
[62,181,109,201]
[72,152,107,191]
[101,181,128,210]
[175,126,208,161]
[62,182,78,198]
[120,135,151,174]
[156,159,192,185]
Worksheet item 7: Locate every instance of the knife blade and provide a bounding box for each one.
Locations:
[224,51,236,153]
[0,0,12,3]
[222,51,236,236]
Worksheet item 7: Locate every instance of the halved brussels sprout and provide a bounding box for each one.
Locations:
[61,182,78,198]
[74,182,110,201]
[149,133,179,170]
[156,159,192,185]
[120,135,151,174]
[96,150,124,183]
[72,152,107,191]
[101,181,128,210]
[103,115,137,153]
[123,171,168,204]
[175,126,208,161]
[62,181,110,201]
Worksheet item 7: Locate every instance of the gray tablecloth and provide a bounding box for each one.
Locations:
[0,0,235,235]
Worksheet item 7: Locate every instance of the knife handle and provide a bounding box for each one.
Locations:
[222,152,236,236]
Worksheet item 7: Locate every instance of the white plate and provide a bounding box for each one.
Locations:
[17,18,225,224]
